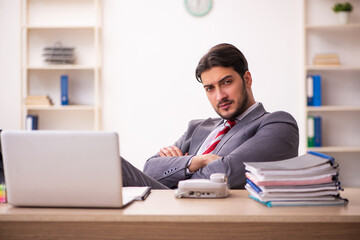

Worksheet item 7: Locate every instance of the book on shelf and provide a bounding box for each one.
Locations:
[313,54,340,66]
[26,115,38,130]
[25,95,53,106]
[243,151,348,207]
[307,116,322,147]
[307,75,321,106]
[61,75,69,105]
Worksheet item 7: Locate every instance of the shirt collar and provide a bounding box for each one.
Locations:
[235,102,259,122]
[221,102,260,125]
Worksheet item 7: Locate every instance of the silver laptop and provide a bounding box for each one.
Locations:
[1,130,147,208]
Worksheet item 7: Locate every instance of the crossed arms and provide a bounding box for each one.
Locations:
[159,146,219,173]
[143,110,299,189]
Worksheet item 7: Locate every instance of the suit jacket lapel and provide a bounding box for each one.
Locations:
[214,103,267,153]
[189,118,221,154]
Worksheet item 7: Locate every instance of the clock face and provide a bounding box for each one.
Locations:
[185,0,213,17]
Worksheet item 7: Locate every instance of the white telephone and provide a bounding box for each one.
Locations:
[175,173,230,198]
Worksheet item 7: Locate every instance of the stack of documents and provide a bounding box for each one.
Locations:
[25,95,53,106]
[244,152,348,207]
[0,184,6,203]
[313,53,340,66]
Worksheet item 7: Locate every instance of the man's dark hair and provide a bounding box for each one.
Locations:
[195,43,249,83]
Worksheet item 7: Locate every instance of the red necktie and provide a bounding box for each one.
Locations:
[202,120,236,155]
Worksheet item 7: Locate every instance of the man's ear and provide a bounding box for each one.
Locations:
[243,71,252,88]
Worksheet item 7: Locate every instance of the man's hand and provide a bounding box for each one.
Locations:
[158,146,220,173]
[158,146,187,157]
[188,154,220,173]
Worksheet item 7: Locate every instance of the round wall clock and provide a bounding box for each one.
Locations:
[184,0,213,17]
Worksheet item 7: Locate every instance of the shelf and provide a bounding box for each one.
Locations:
[25,105,96,111]
[20,0,101,131]
[304,0,360,188]
[26,65,98,70]
[307,146,360,153]
[306,23,360,30]
[307,106,360,112]
[23,25,99,30]
[306,65,360,71]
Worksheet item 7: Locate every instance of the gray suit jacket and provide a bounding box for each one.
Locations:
[143,103,299,189]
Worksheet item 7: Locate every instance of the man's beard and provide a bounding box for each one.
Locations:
[216,87,249,120]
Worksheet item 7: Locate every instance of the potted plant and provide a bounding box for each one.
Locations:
[332,2,353,24]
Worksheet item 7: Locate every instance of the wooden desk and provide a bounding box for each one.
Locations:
[1,189,360,240]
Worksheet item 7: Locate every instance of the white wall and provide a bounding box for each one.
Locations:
[102,0,305,169]
[0,0,21,129]
[0,0,305,170]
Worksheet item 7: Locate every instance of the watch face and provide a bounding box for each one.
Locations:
[185,0,213,17]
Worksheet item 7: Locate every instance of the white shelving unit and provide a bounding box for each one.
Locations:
[304,0,360,186]
[20,0,102,130]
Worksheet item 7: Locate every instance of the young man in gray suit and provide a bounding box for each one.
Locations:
[121,43,299,189]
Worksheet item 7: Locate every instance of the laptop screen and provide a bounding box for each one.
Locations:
[1,130,125,208]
